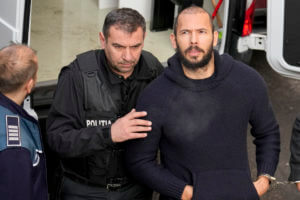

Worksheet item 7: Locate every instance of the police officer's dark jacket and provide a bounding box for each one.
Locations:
[46,49,163,186]
[0,92,48,200]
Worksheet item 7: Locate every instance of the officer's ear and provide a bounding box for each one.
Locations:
[24,77,36,95]
[99,32,106,49]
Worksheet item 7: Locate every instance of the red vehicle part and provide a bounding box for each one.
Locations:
[242,0,256,36]
[212,0,223,20]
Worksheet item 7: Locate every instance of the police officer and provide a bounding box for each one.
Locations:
[46,8,164,200]
[0,44,48,200]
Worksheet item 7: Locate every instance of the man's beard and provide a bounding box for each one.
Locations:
[177,42,214,71]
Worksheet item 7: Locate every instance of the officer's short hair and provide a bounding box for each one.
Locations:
[102,8,146,38]
[0,44,38,93]
[173,5,214,36]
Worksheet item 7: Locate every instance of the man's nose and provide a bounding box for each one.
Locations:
[122,48,133,61]
[191,31,198,44]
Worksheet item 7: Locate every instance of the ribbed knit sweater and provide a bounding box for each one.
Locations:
[126,51,280,200]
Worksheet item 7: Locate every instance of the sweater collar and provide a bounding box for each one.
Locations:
[164,50,233,91]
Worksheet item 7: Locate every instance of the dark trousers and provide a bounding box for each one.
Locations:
[60,176,152,200]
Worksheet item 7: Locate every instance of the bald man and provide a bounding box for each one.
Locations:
[0,44,48,200]
[126,5,280,200]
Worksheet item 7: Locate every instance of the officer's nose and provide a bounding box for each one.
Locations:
[122,48,133,61]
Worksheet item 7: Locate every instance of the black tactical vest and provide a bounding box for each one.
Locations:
[63,50,161,186]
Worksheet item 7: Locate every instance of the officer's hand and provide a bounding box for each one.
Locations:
[253,176,270,196]
[110,109,151,142]
[296,182,300,191]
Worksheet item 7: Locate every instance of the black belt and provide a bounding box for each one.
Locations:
[106,177,130,190]
[65,173,130,191]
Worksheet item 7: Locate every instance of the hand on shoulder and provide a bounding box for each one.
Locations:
[110,109,152,142]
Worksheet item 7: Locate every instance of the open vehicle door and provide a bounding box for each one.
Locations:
[206,0,266,63]
[0,0,35,116]
[214,0,300,81]
[0,0,31,48]
[266,0,300,80]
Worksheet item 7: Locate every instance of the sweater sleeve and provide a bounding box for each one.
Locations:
[46,65,113,158]
[249,75,280,177]
[289,115,300,181]
[126,86,187,199]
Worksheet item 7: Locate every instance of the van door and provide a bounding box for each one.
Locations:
[214,0,256,64]
[0,0,31,48]
[266,0,300,79]
[0,0,35,117]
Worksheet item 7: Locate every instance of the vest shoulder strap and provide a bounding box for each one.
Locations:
[76,50,99,72]
[75,50,118,113]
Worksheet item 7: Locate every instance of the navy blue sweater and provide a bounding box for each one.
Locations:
[126,51,280,200]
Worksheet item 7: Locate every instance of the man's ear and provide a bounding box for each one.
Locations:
[25,78,35,94]
[170,33,177,49]
[141,31,146,49]
[213,30,219,47]
[99,32,106,49]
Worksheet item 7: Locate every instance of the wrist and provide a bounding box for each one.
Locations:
[102,125,114,145]
[258,174,276,185]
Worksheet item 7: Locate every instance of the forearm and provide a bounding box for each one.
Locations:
[254,131,280,176]
[250,78,280,176]
[252,115,280,175]
[128,159,187,199]
[47,125,113,157]
[126,132,186,199]
[46,82,114,157]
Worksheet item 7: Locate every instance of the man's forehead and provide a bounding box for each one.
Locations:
[107,25,144,37]
[177,12,211,29]
[181,6,207,14]
[106,26,144,44]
